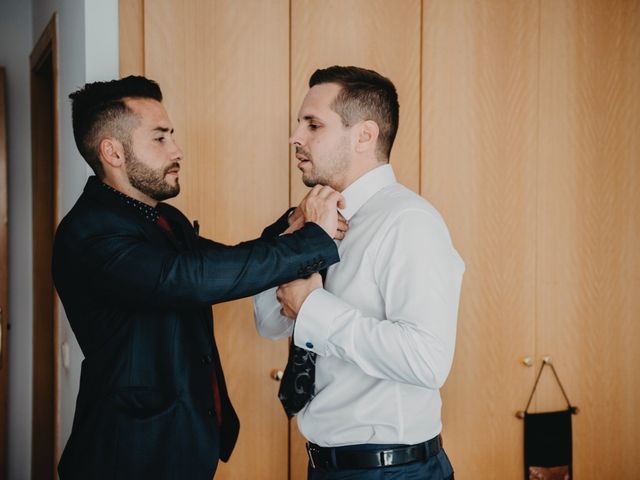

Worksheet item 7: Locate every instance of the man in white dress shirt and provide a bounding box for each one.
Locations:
[254,66,464,479]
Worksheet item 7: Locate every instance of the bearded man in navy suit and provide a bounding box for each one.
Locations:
[53,76,345,479]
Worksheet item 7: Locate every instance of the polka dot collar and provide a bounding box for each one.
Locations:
[100,182,160,224]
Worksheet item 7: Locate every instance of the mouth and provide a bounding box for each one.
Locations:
[165,163,180,177]
[295,153,311,169]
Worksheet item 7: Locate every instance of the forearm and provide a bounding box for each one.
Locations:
[77,222,338,308]
[184,223,337,304]
[294,289,458,389]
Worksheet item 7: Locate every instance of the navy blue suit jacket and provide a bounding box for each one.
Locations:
[53,177,339,479]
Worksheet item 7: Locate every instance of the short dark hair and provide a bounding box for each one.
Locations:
[69,76,162,177]
[309,66,399,161]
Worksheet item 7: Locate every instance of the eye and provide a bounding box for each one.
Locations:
[308,123,320,131]
[155,137,166,142]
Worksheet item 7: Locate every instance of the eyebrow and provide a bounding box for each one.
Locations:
[152,126,174,134]
[300,115,322,123]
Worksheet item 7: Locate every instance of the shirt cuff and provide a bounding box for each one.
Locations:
[294,288,349,356]
[253,287,294,340]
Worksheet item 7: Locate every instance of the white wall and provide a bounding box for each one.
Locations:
[1,0,118,477]
[0,1,34,479]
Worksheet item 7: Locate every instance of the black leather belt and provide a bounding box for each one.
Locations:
[306,435,442,471]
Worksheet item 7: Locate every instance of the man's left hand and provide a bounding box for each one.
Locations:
[276,273,323,319]
[284,208,348,240]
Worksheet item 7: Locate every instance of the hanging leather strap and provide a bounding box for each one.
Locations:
[518,360,579,418]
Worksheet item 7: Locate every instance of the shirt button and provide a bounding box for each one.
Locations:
[305,341,314,349]
[201,354,212,364]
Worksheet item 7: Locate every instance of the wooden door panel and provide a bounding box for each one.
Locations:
[538,1,640,477]
[144,1,290,478]
[422,1,539,478]
[118,0,143,77]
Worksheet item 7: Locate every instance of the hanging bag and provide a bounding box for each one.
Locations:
[517,359,579,480]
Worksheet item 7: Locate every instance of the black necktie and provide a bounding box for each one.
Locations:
[278,269,327,418]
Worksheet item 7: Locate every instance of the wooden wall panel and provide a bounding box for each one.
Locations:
[538,0,640,477]
[144,1,291,479]
[289,417,307,480]
[118,0,144,77]
[290,0,421,204]
[210,1,290,478]
[422,1,539,478]
[145,1,216,223]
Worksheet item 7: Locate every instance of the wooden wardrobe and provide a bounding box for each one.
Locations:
[119,1,640,478]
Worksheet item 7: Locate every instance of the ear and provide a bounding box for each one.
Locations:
[98,137,125,169]
[354,120,379,154]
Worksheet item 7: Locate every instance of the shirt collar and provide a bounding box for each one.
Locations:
[100,181,160,224]
[338,164,396,221]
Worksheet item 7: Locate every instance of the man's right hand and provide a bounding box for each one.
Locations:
[296,185,345,238]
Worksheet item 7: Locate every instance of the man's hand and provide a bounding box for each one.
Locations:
[276,273,323,319]
[285,186,348,239]
[296,185,345,238]
[284,207,349,240]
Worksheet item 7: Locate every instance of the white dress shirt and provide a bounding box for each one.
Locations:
[253,164,465,447]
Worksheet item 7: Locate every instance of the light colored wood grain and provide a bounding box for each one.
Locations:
[422,1,540,478]
[143,1,290,478]
[118,0,144,77]
[538,0,640,477]
[144,0,216,223]
[290,0,421,205]
[120,2,640,478]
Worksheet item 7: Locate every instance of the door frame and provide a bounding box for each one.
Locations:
[30,14,59,480]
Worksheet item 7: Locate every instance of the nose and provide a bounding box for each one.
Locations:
[289,124,304,146]
[172,139,184,162]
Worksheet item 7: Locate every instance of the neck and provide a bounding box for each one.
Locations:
[102,177,158,207]
[333,160,386,192]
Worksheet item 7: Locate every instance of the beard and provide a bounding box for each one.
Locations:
[123,143,180,202]
[298,136,351,189]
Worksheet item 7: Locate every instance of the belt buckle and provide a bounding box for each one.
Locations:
[306,443,318,469]
[380,449,395,467]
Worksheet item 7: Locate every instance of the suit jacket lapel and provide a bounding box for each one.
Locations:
[156,203,199,250]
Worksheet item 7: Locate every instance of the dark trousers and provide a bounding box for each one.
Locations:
[307,447,455,480]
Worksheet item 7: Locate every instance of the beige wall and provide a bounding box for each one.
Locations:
[120,0,640,478]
